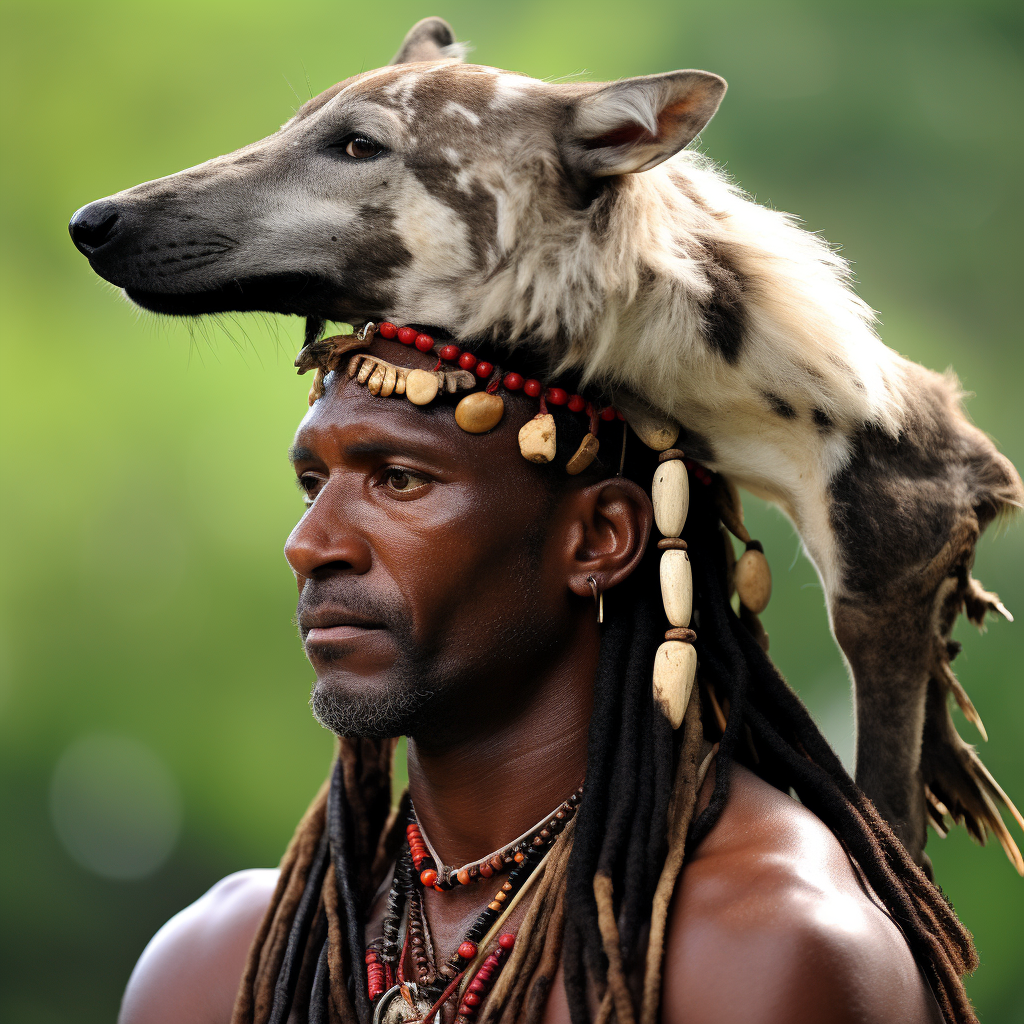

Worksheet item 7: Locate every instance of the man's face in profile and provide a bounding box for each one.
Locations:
[284,337,574,744]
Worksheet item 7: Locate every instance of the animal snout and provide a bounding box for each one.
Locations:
[69,200,120,254]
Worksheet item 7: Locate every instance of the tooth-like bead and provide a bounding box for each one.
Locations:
[519,413,556,463]
[660,549,692,627]
[346,354,362,378]
[366,363,385,394]
[653,641,697,728]
[566,433,599,475]
[652,459,689,538]
[357,358,376,384]
[395,368,407,395]
[735,547,772,614]
[406,368,440,405]
[381,364,397,397]
[626,410,680,451]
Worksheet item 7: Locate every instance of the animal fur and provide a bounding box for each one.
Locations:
[70,17,1022,870]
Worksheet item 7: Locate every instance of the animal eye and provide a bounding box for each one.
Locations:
[382,467,429,493]
[342,135,384,159]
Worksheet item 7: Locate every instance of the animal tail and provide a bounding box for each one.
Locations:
[920,576,1024,874]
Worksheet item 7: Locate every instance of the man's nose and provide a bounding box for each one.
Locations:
[284,498,373,583]
[69,200,121,254]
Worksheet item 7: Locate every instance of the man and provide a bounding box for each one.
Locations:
[116,328,963,1024]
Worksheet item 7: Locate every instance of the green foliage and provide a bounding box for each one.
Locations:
[1,1,1022,1020]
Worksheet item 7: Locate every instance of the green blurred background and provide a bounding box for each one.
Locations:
[2,0,1022,1019]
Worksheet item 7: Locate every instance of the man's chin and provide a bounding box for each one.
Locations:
[309,676,436,738]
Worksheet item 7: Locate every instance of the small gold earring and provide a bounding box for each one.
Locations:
[587,575,604,624]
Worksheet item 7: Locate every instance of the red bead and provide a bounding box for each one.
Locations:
[479,862,493,878]
[503,372,523,391]
[474,361,493,379]
[615,409,625,420]
[468,979,487,994]
[568,394,585,413]
[498,933,516,950]
[415,332,434,352]
[397,326,417,345]
[546,387,568,406]
[366,952,378,964]
[420,868,438,886]
[458,352,478,370]
[523,379,542,397]
[379,322,397,339]
[406,823,418,833]
[464,993,481,1007]
[600,406,616,421]
[439,344,460,361]
[458,941,478,960]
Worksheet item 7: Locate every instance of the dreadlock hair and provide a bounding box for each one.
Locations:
[232,346,980,1024]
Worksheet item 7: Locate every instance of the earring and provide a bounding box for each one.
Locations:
[587,575,604,624]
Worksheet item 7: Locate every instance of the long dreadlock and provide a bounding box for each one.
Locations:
[232,359,979,1024]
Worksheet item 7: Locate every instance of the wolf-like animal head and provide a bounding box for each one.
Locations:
[69,18,724,347]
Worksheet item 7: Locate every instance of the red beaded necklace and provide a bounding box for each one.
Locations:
[406,787,583,891]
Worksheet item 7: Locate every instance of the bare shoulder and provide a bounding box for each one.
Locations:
[118,868,279,1024]
[661,765,941,1024]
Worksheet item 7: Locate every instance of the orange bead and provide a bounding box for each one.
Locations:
[457,868,471,885]
[420,868,437,887]
[514,852,525,863]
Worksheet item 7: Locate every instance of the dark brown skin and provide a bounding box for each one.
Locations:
[118,339,941,1024]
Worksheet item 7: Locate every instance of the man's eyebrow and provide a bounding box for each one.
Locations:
[288,444,316,464]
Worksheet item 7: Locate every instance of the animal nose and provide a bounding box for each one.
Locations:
[69,200,120,253]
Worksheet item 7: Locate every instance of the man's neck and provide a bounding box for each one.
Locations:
[405,625,597,869]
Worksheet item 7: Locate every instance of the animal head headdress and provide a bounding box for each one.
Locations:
[70,15,1023,873]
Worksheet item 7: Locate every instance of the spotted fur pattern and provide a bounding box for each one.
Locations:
[74,17,1023,868]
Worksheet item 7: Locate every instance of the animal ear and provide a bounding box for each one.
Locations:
[390,17,466,65]
[565,71,726,176]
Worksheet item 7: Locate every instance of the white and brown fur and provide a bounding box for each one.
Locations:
[71,18,1023,870]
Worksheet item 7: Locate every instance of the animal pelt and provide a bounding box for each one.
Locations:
[69,16,1022,869]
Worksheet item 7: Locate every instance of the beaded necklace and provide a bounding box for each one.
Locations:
[407,787,583,891]
[366,792,582,1024]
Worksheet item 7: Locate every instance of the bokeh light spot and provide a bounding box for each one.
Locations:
[49,734,182,880]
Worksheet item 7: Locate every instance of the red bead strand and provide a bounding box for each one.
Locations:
[454,935,516,1024]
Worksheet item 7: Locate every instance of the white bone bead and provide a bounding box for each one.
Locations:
[653,641,697,729]
[518,413,557,463]
[735,548,772,614]
[660,549,693,627]
[652,459,689,538]
[381,365,397,397]
[356,358,375,384]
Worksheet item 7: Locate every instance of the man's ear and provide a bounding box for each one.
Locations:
[564,70,726,177]
[390,17,466,65]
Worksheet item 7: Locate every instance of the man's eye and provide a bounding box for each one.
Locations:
[383,467,429,493]
[341,135,384,159]
[297,474,322,503]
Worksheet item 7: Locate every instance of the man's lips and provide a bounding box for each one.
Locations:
[299,608,385,646]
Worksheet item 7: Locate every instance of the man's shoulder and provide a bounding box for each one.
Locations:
[118,868,279,1024]
[662,764,941,1024]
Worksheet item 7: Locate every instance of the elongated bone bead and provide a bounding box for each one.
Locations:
[660,549,692,627]
[735,547,771,614]
[381,364,397,397]
[652,459,689,538]
[653,641,697,729]
[395,368,407,395]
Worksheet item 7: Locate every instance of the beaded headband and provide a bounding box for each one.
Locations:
[294,321,773,734]
[295,321,623,476]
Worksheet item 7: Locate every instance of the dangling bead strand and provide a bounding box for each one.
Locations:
[454,934,516,1024]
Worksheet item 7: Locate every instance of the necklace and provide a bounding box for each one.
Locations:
[367,791,581,1023]
[407,786,583,890]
